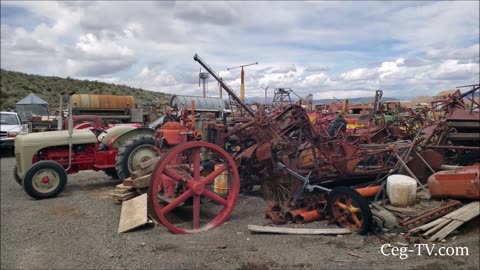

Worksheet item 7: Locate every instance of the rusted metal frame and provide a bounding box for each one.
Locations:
[325,147,394,177]
[277,162,332,194]
[426,145,480,150]
[466,96,479,108]
[413,150,436,174]
[401,200,462,229]
[391,151,429,194]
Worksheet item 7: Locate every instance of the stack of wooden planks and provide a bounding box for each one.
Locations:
[112,156,161,202]
[408,201,479,241]
[111,184,139,202]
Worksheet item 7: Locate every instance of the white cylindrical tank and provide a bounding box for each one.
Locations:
[386,174,417,207]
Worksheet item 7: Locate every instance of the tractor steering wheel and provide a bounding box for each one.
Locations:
[94,126,108,134]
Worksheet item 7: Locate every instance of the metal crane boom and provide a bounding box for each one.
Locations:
[227,62,258,71]
[193,53,255,117]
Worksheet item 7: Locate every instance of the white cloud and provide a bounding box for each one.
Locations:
[428,60,479,81]
[339,68,378,81]
[0,1,478,99]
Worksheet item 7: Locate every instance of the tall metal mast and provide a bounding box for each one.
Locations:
[193,53,254,116]
[227,61,258,102]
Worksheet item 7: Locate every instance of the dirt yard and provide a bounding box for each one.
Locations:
[1,152,478,269]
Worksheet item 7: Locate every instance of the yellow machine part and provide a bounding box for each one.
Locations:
[298,143,320,169]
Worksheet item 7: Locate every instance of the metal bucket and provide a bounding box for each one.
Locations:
[214,164,228,196]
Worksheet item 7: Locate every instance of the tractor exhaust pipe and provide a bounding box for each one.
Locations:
[57,91,65,130]
[65,91,75,172]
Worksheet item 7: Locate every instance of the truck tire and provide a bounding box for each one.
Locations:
[23,161,67,200]
[115,135,159,181]
[13,165,22,186]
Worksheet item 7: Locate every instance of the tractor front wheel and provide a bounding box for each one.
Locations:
[13,165,22,186]
[23,161,67,200]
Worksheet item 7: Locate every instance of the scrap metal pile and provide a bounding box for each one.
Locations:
[116,55,479,236]
[11,53,478,239]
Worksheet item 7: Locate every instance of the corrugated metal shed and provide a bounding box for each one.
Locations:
[170,95,225,112]
[16,93,48,105]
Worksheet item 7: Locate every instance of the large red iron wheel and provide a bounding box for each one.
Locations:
[147,141,240,234]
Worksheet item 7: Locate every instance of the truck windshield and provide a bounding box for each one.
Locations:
[0,113,20,125]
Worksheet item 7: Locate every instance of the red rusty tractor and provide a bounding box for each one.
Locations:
[14,94,150,200]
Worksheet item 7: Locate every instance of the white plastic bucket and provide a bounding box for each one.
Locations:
[386,174,417,207]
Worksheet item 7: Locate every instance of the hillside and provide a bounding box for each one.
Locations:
[0,69,172,111]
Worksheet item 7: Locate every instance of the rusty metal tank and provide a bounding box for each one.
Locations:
[71,94,135,109]
[170,95,225,112]
[428,166,480,199]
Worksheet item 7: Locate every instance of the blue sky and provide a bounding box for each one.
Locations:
[1,1,478,100]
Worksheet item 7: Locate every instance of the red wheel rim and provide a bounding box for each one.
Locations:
[147,142,240,234]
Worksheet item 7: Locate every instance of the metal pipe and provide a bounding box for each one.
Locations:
[277,162,331,192]
[193,54,254,116]
[413,149,436,174]
[438,164,464,170]
[65,92,75,172]
[426,145,480,150]
[294,210,322,224]
[191,100,195,129]
[392,151,429,194]
[57,92,65,130]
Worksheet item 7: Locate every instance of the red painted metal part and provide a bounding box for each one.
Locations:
[285,207,310,221]
[147,141,240,234]
[428,166,480,199]
[294,210,323,224]
[35,144,105,174]
[355,185,381,197]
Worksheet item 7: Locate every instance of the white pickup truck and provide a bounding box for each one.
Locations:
[0,111,28,150]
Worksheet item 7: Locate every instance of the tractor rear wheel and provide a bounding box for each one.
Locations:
[103,168,119,180]
[23,161,67,200]
[115,135,159,181]
[13,165,22,186]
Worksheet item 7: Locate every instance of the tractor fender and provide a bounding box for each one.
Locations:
[98,125,137,145]
[111,127,155,149]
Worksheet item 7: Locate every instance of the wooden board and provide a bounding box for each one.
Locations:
[409,201,479,241]
[248,225,351,235]
[111,191,138,200]
[132,174,151,188]
[118,194,148,233]
[116,183,133,190]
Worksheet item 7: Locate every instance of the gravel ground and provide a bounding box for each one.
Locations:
[1,152,479,270]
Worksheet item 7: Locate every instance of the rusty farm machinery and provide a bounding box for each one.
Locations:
[118,54,453,235]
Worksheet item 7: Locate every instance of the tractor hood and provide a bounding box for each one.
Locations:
[14,130,97,179]
[15,129,97,147]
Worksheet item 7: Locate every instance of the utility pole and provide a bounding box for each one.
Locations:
[260,86,269,105]
[227,61,258,102]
